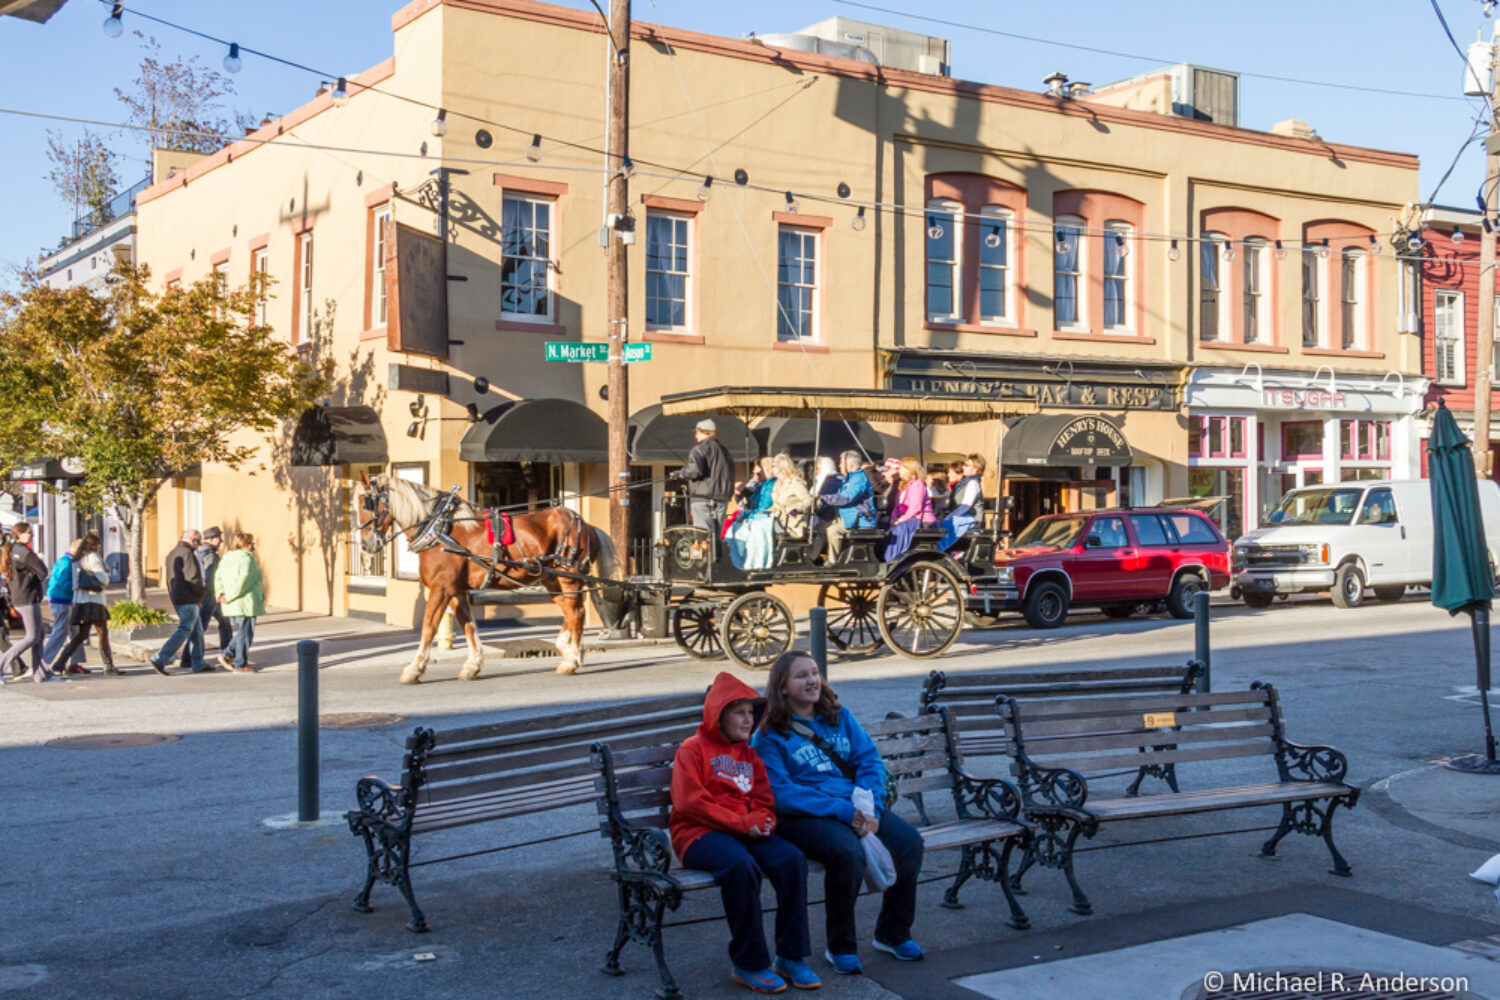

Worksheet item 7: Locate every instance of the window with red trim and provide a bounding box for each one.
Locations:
[1188,416,1248,459]
[1282,421,1323,459]
[1340,420,1389,461]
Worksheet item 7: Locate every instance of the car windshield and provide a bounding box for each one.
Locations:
[1012,516,1087,549]
[1265,487,1366,526]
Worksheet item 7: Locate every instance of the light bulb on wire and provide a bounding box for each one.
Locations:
[1317,239,1329,259]
[1452,227,1466,245]
[984,229,1002,249]
[1054,233,1071,256]
[330,77,350,107]
[525,134,543,162]
[223,43,242,74]
[851,206,867,232]
[430,108,448,137]
[1168,240,1181,262]
[784,191,799,214]
[1368,234,1381,256]
[927,220,944,240]
[1274,240,1287,260]
[696,175,713,202]
[1223,241,1236,262]
[103,3,124,37]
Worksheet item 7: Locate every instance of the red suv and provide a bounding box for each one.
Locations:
[967,507,1231,629]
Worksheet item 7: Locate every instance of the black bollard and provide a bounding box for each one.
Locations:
[297,640,320,822]
[1193,590,1211,694]
[809,605,827,678]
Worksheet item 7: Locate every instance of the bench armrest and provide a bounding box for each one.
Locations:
[346,776,415,832]
[1273,738,1350,784]
[1023,764,1091,811]
[609,822,675,878]
[949,761,1024,822]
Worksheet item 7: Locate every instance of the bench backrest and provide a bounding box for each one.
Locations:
[997,684,1282,776]
[921,663,1202,761]
[403,692,703,821]
[593,712,960,839]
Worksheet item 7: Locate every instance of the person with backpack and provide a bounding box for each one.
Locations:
[47,533,117,677]
[0,523,54,683]
[669,672,819,993]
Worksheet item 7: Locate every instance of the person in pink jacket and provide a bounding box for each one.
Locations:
[883,457,934,560]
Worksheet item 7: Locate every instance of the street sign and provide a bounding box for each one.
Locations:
[544,342,652,363]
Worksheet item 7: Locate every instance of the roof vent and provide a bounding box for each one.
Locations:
[1043,72,1069,97]
[1271,118,1315,140]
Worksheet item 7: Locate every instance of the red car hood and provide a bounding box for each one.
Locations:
[994,545,1063,566]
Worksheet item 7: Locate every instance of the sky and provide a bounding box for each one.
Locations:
[0,0,1494,279]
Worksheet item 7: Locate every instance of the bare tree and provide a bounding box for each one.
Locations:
[44,129,120,220]
[114,33,254,154]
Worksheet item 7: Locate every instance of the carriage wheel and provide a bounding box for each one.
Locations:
[877,563,964,659]
[672,604,725,660]
[817,582,884,654]
[719,592,794,670]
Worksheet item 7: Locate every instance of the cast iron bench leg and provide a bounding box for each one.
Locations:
[1033,814,1093,916]
[997,835,1031,930]
[941,845,978,909]
[602,881,631,977]
[351,825,379,914]
[1321,798,1354,877]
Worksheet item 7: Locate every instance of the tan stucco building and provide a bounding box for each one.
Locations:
[133,0,1421,624]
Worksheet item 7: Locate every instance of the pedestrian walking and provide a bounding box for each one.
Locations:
[149,529,206,675]
[0,523,54,683]
[670,418,735,533]
[47,533,117,677]
[216,533,265,673]
[181,526,230,671]
[42,537,85,671]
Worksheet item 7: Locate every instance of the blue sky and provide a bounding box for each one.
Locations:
[0,0,1491,277]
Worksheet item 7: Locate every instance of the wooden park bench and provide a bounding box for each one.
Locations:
[593,708,1031,999]
[344,692,703,932]
[997,681,1358,917]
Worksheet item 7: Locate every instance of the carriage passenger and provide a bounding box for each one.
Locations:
[815,451,876,562]
[939,455,987,552]
[728,458,777,570]
[883,458,936,561]
[769,454,814,541]
[874,459,902,527]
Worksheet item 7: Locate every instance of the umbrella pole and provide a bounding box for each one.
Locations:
[1476,605,1497,762]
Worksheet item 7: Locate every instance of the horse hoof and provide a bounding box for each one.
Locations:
[458,666,481,681]
[399,672,422,685]
[555,661,579,676]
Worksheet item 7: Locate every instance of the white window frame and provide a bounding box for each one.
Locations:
[500,193,555,323]
[393,464,426,580]
[371,205,392,328]
[1397,258,1420,333]
[1301,246,1326,349]
[1054,215,1086,331]
[1340,248,1366,350]
[925,199,962,322]
[298,231,314,340]
[1242,237,1269,344]
[1199,232,1227,342]
[1435,289,1465,387]
[252,248,269,328]
[977,206,1013,326]
[348,464,387,587]
[644,210,693,332]
[1102,220,1133,333]
[776,225,820,342]
[211,259,229,321]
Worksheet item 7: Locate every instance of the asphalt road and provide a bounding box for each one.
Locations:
[3,593,1499,999]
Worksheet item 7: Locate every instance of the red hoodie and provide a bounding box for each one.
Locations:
[668,672,776,861]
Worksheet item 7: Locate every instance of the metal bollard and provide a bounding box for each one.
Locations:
[1193,590,1211,694]
[297,640,320,822]
[808,605,828,678]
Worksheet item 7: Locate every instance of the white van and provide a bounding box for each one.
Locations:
[1231,478,1500,609]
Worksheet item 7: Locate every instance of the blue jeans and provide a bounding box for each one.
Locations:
[155,602,204,671]
[223,616,255,668]
[775,811,924,955]
[43,601,82,666]
[681,831,810,972]
[182,598,231,668]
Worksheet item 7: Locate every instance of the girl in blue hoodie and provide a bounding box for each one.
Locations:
[752,653,925,974]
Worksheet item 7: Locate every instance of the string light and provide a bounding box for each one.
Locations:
[1224,240,1237,261]
[1452,226,1467,244]
[330,77,349,107]
[223,42,242,74]
[1113,230,1128,257]
[1168,239,1181,261]
[525,134,542,162]
[102,3,123,37]
[926,218,944,240]
[430,108,447,137]
[1274,239,1287,260]
[696,175,713,201]
[984,229,1002,249]
[1367,233,1381,255]
[1317,238,1330,259]
[1054,232,1071,256]
[851,206,867,231]
[784,191,799,214]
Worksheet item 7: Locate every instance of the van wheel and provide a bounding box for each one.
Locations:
[1331,564,1366,608]
[1374,585,1406,604]
[1022,581,1068,629]
[1165,573,1206,619]
[1242,592,1274,609]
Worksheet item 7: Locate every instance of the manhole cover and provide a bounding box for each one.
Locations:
[319,713,406,730]
[1184,968,1482,999]
[47,732,181,749]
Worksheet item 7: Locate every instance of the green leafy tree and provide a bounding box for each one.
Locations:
[44,129,121,222]
[0,263,331,601]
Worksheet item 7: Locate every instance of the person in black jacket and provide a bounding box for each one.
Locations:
[671,419,735,533]
[180,526,230,670]
[0,522,54,683]
[149,529,207,675]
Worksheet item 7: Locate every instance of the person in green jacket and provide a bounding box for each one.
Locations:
[216,533,266,673]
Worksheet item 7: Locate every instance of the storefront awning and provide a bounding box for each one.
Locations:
[460,398,607,464]
[6,457,85,482]
[1004,414,1132,467]
[290,405,389,467]
[629,404,757,463]
[760,417,885,462]
[660,386,1037,425]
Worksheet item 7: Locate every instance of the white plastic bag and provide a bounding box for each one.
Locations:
[1472,852,1500,884]
[851,787,897,892]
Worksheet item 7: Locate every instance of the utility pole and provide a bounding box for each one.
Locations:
[605,0,632,563]
[1475,36,1500,478]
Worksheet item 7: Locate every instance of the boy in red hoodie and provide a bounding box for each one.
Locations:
[670,672,820,993]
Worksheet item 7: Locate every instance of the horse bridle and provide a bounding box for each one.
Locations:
[358,481,396,548]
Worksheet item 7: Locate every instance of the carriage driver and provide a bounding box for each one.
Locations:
[670,418,735,533]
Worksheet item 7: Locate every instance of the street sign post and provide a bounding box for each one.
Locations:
[545,342,651,363]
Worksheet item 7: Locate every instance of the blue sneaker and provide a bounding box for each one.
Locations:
[773,957,821,990]
[731,967,787,994]
[873,938,924,961]
[823,949,863,975]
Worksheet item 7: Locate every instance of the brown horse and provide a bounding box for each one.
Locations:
[357,472,620,682]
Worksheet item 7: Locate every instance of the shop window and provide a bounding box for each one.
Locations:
[1199,234,1224,341]
[1103,223,1132,331]
[978,207,1012,324]
[348,464,386,586]
[925,200,961,321]
[500,193,554,321]
[645,211,692,331]
[1282,421,1323,460]
[1340,420,1390,461]
[776,225,819,341]
[1054,217,1084,328]
[1434,289,1464,386]
[1188,416,1248,459]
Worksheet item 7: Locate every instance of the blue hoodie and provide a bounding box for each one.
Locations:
[818,469,876,529]
[751,706,887,822]
[46,553,75,603]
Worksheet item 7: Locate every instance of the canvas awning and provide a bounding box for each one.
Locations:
[629,404,757,463]
[459,398,607,464]
[1004,413,1132,467]
[659,386,1038,425]
[290,405,389,467]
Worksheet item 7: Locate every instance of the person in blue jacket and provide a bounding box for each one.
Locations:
[814,450,876,562]
[43,537,86,673]
[752,652,924,975]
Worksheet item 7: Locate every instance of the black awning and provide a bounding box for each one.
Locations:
[761,417,885,462]
[7,457,84,482]
[1003,413,1131,467]
[629,404,757,463]
[460,398,607,464]
[290,405,389,467]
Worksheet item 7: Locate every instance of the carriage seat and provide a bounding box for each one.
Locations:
[909,527,944,551]
[837,528,888,565]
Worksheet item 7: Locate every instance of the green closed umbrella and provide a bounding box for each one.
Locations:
[1429,400,1500,773]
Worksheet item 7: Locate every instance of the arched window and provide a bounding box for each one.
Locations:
[1199,233,1226,341]
[978,206,1012,324]
[924,173,1029,330]
[1241,237,1269,344]
[925,199,962,322]
[1054,215,1085,329]
[1301,245,1326,348]
[1103,221,1133,331]
[1340,248,1366,350]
